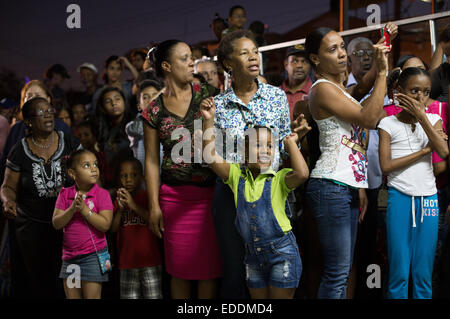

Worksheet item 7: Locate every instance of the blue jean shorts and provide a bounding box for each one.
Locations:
[244,232,302,289]
[59,248,109,282]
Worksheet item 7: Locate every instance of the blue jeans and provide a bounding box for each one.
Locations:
[234,175,301,290]
[306,178,359,299]
[245,232,302,289]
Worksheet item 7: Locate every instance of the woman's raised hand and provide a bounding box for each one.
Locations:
[373,41,390,73]
[384,22,398,41]
[118,56,132,67]
[200,97,216,121]
[291,113,312,141]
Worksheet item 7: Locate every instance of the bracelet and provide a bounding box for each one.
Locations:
[86,210,93,219]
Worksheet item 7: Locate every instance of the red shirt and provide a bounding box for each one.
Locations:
[115,190,161,269]
[281,78,312,121]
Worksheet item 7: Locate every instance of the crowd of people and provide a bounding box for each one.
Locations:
[0,6,449,300]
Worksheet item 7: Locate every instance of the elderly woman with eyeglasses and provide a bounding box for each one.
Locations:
[1,97,80,298]
[0,80,72,182]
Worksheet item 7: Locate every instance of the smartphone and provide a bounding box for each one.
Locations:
[381,27,391,51]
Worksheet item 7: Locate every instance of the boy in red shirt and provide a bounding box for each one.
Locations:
[111,157,162,299]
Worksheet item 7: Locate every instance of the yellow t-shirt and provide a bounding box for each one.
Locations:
[224,163,294,233]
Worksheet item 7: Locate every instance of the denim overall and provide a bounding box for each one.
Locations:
[235,174,302,289]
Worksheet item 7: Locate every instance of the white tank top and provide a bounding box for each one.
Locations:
[309,79,368,188]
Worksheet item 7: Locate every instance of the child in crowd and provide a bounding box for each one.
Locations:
[200,97,310,299]
[96,86,134,189]
[378,67,449,299]
[91,55,138,113]
[52,149,114,299]
[110,157,162,299]
[71,103,87,127]
[222,5,247,37]
[126,79,163,169]
[57,106,72,128]
[385,66,449,293]
[77,119,110,187]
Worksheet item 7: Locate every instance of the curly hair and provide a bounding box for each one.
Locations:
[217,29,257,72]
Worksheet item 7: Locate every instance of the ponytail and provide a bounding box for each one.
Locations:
[387,68,402,96]
[147,40,183,78]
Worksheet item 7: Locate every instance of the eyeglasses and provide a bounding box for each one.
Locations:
[352,49,373,57]
[32,107,56,117]
[199,71,218,78]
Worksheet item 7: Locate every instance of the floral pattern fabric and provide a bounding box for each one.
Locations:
[213,78,291,167]
[309,79,368,188]
[141,83,219,187]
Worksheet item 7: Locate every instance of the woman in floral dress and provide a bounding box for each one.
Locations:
[142,40,222,299]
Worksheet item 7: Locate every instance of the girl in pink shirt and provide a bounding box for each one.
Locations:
[52,149,113,299]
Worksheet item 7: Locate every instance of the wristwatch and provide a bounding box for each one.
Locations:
[86,210,93,219]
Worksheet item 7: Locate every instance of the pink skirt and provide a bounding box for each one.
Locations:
[159,184,222,280]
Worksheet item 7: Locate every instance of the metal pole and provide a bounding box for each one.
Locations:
[430,19,437,53]
[257,11,450,53]
[259,52,264,76]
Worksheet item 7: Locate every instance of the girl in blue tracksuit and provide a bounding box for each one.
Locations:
[378,67,449,299]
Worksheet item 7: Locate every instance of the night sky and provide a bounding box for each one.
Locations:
[0,0,440,91]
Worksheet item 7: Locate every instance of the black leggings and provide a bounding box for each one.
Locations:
[212,179,248,299]
[10,214,63,299]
